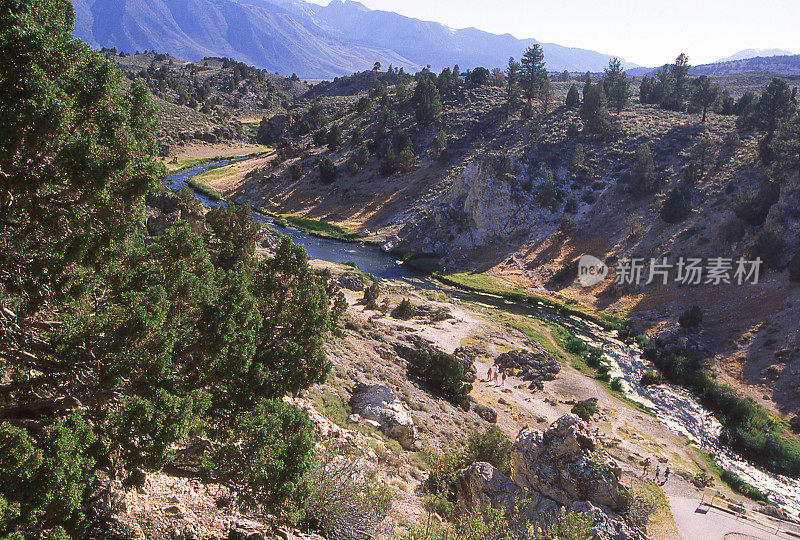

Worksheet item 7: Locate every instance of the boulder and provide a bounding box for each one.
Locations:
[257,228,277,249]
[338,273,365,291]
[455,462,522,514]
[570,501,645,540]
[494,348,559,390]
[348,384,418,450]
[511,415,630,511]
[473,403,497,423]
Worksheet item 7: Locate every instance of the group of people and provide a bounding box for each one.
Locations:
[642,457,670,484]
[487,366,506,386]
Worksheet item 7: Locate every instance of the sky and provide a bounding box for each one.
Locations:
[306,0,799,67]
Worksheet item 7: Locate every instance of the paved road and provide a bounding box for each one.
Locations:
[661,476,795,540]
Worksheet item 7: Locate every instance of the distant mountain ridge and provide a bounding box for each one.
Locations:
[626,54,800,77]
[71,0,635,78]
[715,48,795,63]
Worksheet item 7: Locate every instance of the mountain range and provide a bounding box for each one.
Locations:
[715,48,795,63]
[70,0,635,78]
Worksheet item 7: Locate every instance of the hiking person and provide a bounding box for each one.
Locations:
[501,370,506,386]
[642,458,651,476]
[654,465,660,481]
[664,467,670,483]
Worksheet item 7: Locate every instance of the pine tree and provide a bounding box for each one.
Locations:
[630,144,656,195]
[414,75,442,126]
[580,84,610,134]
[566,85,581,107]
[505,57,521,119]
[582,72,592,98]
[520,45,546,104]
[690,76,721,123]
[603,57,630,114]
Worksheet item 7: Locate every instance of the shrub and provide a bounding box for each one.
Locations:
[565,337,588,354]
[312,127,328,146]
[530,507,593,540]
[302,440,393,537]
[393,298,416,319]
[629,144,656,196]
[407,349,472,410]
[733,182,780,226]
[566,84,581,107]
[750,230,786,269]
[326,124,343,151]
[790,416,800,434]
[433,131,447,156]
[790,247,800,282]
[571,399,598,422]
[521,101,535,119]
[725,131,741,149]
[318,156,337,183]
[289,163,302,180]
[379,149,397,176]
[467,426,512,475]
[640,370,664,386]
[422,449,467,496]
[659,187,690,223]
[362,280,380,310]
[610,378,624,392]
[398,145,416,172]
[720,469,770,503]
[678,305,703,328]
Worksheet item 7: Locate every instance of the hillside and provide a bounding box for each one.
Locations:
[103,50,308,147]
[71,0,633,77]
[202,66,800,433]
[716,48,796,63]
[693,55,800,76]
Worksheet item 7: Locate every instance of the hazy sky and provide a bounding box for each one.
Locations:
[307,0,799,66]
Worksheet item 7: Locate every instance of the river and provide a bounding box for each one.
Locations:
[167,159,800,518]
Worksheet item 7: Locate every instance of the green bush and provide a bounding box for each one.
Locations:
[750,230,786,269]
[733,182,779,226]
[571,399,598,422]
[640,370,665,386]
[720,469,770,503]
[565,337,588,354]
[319,156,337,183]
[610,378,624,392]
[408,349,472,410]
[393,298,416,319]
[466,426,512,475]
[289,162,303,180]
[678,305,703,328]
[659,187,690,223]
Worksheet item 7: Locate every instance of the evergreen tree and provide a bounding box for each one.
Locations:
[771,112,800,183]
[539,76,553,114]
[660,187,691,223]
[414,74,442,126]
[326,123,343,151]
[0,3,332,533]
[520,44,546,104]
[603,58,630,114]
[690,76,721,122]
[630,144,656,196]
[582,72,592,98]
[505,57,521,119]
[580,84,611,134]
[566,85,581,107]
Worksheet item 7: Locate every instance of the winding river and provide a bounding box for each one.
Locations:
[167,160,800,518]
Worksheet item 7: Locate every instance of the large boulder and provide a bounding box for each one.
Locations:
[494,348,559,390]
[570,501,645,540]
[511,415,630,511]
[338,273,364,291]
[455,462,523,514]
[349,384,418,450]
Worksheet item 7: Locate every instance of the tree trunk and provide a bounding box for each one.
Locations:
[702,105,707,123]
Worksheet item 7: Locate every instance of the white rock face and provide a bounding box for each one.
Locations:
[455,414,642,540]
[348,384,418,450]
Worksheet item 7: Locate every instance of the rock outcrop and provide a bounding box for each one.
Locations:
[456,414,640,539]
[338,273,365,291]
[511,414,629,511]
[494,347,559,390]
[348,384,418,450]
[145,191,204,237]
